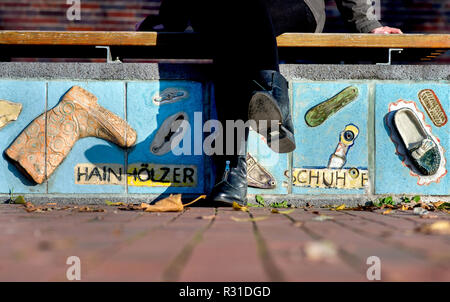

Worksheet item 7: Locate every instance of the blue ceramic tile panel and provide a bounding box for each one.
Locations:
[47,81,126,194]
[247,130,288,195]
[292,82,369,195]
[375,83,449,195]
[127,81,205,194]
[0,80,47,193]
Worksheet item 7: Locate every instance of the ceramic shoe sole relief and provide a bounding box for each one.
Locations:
[6,86,137,184]
[393,108,441,176]
[248,70,296,154]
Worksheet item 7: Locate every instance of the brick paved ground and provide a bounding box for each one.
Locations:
[0,203,449,282]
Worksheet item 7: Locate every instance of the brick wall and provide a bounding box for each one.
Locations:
[0,0,448,62]
[0,0,448,33]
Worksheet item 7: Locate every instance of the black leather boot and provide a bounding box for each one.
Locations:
[208,155,248,206]
[208,125,248,206]
[248,70,296,153]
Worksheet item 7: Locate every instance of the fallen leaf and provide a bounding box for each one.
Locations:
[78,206,106,213]
[335,204,346,211]
[420,202,431,210]
[420,214,438,219]
[313,215,334,221]
[382,208,392,215]
[105,201,125,206]
[46,203,57,206]
[232,202,249,212]
[255,195,265,206]
[293,221,304,227]
[432,201,445,208]
[198,215,215,220]
[416,221,450,235]
[13,196,26,205]
[304,240,338,263]
[271,209,295,214]
[140,202,151,209]
[118,204,143,211]
[400,205,409,211]
[231,216,269,222]
[144,194,184,212]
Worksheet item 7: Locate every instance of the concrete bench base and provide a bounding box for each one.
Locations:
[0,63,448,205]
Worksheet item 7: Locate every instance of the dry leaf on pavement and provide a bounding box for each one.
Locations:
[416,220,450,235]
[231,216,269,222]
[313,215,334,221]
[304,240,338,263]
[143,194,206,212]
[382,208,392,215]
[78,206,106,213]
[271,209,295,214]
[335,204,346,211]
[232,202,249,212]
[143,194,184,212]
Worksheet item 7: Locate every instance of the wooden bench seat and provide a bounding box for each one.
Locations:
[0,31,448,63]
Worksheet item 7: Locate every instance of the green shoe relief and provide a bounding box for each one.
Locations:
[305,86,359,127]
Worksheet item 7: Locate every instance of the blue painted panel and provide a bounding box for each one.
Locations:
[375,83,449,195]
[47,81,126,194]
[0,80,47,193]
[292,82,369,195]
[127,81,205,194]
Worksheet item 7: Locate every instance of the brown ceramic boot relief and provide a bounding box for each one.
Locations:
[0,99,22,130]
[6,86,137,184]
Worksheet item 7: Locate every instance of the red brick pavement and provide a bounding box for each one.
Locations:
[0,204,449,282]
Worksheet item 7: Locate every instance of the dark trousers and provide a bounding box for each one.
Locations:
[142,0,316,153]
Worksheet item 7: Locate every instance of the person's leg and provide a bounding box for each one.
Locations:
[189,0,283,205]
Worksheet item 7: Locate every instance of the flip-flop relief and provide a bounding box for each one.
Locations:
[150,112,189,156]
[393,107,441,176]
[152,88,189,106]
[305,86,359,127]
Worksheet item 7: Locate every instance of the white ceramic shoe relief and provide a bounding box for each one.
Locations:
[386,100,446,185]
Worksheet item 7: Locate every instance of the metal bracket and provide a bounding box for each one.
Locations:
[376,48,403,65]
[95,46,121,64]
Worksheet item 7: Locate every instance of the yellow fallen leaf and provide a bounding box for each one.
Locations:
[13,196,26,205]
[78,206,106,213]
[182,195,207,207]
[293,221,304,227]
[416,220,450,235]
[105,200,125,206]
[231,216,269,222]
[431,201,445,208]
[144,194,184,212]
[335,204,346,211]
[232,202,249,212]
[271,209,295,214]
[141,194,206,213]
[382,208,392,215]
[400,205,409,211]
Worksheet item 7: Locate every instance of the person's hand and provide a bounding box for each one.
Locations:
[370,26,403,34]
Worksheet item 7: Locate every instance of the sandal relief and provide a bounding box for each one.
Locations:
[5,86,137,184]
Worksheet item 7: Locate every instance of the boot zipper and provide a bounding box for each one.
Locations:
[222,160,230,181]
